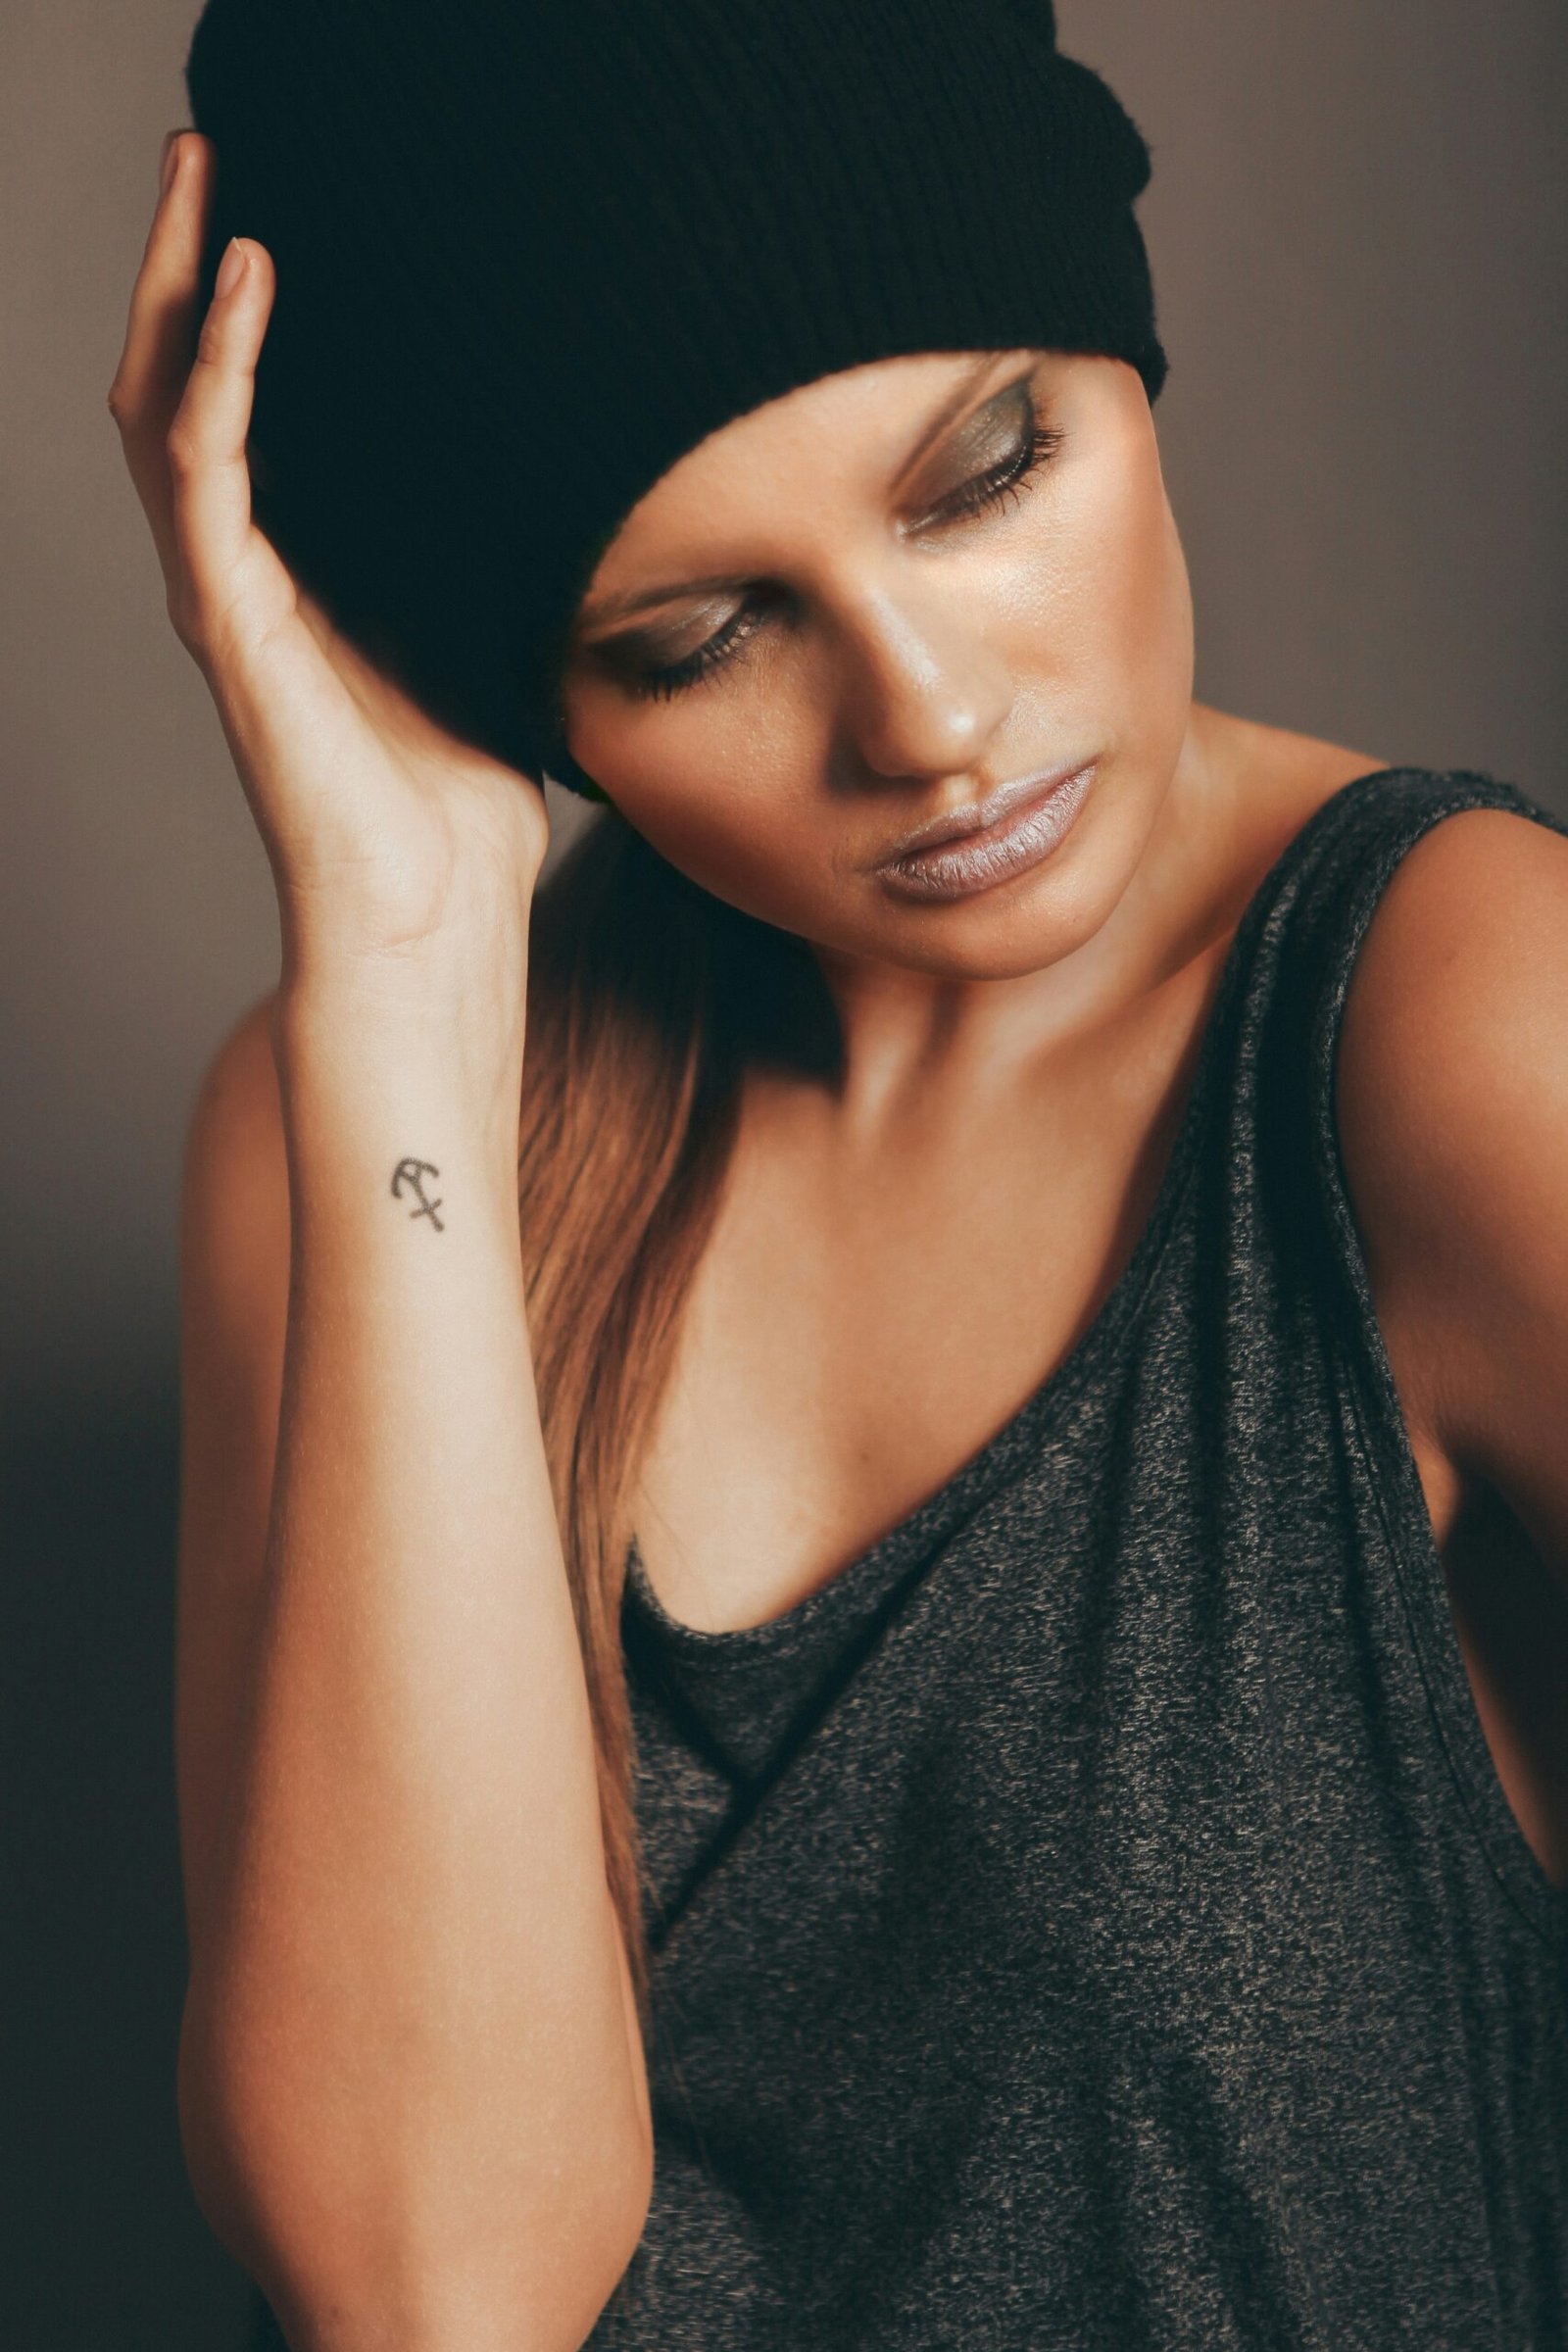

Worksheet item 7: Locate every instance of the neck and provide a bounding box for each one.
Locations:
[802,702,1248,1137]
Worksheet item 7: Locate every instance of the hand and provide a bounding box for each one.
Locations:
[108,132,553,994]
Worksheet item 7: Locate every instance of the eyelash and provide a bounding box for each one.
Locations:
[624,409,1066,705]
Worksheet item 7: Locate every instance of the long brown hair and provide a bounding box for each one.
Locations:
[517,803,842,2036]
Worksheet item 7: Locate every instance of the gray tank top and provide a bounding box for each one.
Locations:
[251,767,1568,2351]
[595,767,1568,2351]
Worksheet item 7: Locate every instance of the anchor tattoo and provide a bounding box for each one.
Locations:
[391,1156,445,1231]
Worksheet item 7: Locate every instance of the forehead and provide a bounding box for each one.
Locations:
[578,348,1041,613]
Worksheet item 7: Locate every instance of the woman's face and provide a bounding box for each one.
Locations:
[559,350,1195,981]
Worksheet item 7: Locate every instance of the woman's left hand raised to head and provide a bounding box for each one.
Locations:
[106,130,554,1022]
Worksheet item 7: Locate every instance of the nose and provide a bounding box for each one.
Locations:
[830,579,1014,788]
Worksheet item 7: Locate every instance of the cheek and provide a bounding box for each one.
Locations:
[643,790,817,927]
[564,654,833,921]
[564,660,791,830]
[564,696,821,923]
[1017,431,1192,738]
[1110,466,1192,705]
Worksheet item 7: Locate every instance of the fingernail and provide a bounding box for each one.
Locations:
[161,133,180,197]
[216,240,248,299]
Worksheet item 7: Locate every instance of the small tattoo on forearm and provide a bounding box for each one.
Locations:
[391,1156,445,1231]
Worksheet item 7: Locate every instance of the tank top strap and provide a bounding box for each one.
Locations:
[1238,763,1566,1332]
[1229,761,1568,1940]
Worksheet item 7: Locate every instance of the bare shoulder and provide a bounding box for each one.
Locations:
[178,981,292,1545]
[181,985,291,1343]
[185,984,287,1193]
[1337,800,1568,1194]
[1335,798,1568,1551]
[175,988,294,1953]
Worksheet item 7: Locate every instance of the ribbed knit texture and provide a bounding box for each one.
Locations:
[183,0,1167,798]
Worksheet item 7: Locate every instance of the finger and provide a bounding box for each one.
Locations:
[108,132,216,583]
[166,235,280,640]
[107,132,209,433]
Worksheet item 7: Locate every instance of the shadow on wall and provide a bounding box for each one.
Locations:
[3,1371,255,2351]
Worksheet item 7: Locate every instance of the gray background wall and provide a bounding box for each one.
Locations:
[4,2,1564,2343]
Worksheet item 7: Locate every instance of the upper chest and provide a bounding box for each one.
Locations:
[628,934,1568,1902]
[629,939,1225,1637]
[628,748,1356,1637]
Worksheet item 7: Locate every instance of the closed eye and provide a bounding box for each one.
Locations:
[615,404,1065,706]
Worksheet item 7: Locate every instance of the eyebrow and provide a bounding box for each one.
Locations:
[574,353,1029,635]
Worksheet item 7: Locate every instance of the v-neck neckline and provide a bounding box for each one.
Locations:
[624,765,1404,1660]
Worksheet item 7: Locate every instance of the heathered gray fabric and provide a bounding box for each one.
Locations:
[249,768,1568,2352]
[594,768,1568,2351]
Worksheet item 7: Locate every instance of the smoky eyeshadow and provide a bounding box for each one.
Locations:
[584,362,1042,671]
[924,372,1036,494]
[590,600,736,674]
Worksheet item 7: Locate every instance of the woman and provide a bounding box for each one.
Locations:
[108,0,1568,2344]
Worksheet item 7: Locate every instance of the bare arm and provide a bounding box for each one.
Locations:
[175,981,651,2352]
[1337,805,1568,1880]
[111,132,650,2349]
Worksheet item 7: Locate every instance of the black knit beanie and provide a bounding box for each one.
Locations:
[183,0,1167,803]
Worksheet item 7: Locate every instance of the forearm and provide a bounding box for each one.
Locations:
[180,976,647,2339]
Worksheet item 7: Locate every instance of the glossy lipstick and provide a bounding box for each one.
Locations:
[874,760,1099,904]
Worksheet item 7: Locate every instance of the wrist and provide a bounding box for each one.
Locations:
[270,982,527,1201]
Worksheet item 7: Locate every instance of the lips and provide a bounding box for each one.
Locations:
[873,758,1100,904]
[870,757,1096,872]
